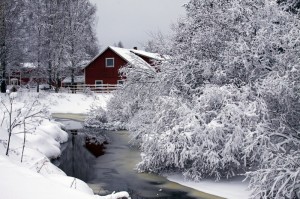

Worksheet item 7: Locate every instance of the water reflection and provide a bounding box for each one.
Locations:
[87,132,221,199]
[85,136,107,157]
[54,132,96,181]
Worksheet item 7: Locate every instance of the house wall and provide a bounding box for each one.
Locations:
[85,48,127,84]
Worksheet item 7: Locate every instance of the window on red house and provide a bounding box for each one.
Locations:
[106,58,114,67]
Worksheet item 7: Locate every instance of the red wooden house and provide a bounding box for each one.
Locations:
[84,46,165,86]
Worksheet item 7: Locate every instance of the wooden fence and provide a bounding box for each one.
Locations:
[61,84,121,93]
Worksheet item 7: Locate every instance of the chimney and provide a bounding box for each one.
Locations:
[133,47,138,50]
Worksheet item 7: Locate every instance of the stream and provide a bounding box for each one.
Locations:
[52,114,223,199]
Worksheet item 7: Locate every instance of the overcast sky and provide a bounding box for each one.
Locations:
[89,0,188,50]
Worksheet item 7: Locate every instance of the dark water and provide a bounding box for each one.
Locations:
[53,131,98,182]
[53,118,222,199]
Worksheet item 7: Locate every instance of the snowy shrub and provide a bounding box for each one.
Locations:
[245,73,300,198]
[106,90,136,126]
[133,96,193,171]
[85,106,108,126]
[183,85,257,180]
[105,63,159,130]
[126,107,156,146]
[247,152,300,199]
[134,85,264,180]
[84,104,126,130]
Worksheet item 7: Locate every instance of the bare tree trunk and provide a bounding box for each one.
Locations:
[36,81,39,92]
[71,68,75,93]
[48,61,52,90]
[6,99,12,156]
[21,120,26,162]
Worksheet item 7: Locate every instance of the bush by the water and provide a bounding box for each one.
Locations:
[84,105,126,130]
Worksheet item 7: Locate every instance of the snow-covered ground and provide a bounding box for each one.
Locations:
[0,92,129,199]
[167,174,251,199]
[0,91,251,199]
[40,92,112,114]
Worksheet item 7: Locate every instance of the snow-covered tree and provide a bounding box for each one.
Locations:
[19,0,98,92]
[0,0,25,92]
[102,0,300,198]
[64,0,98,90]
[143,31,170,54]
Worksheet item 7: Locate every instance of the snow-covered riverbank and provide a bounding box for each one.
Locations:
[40,92,112,114]
[0,92,129,199]
[167,174,251,199]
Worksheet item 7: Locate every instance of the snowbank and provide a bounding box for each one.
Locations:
[167,174,251,199]
[0,92,129,199]
[0,155,93,199]
[39,93,111,114]
[0,156,130,199]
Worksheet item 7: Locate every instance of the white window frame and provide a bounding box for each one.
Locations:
[117,80,125,85]
[106,58,114,68]
[95,80,103,87]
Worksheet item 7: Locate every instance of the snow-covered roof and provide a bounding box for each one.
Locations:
[62,75,85,83]
[130,49,165,61]
[84,46,165,70]
[109,46,153,69]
